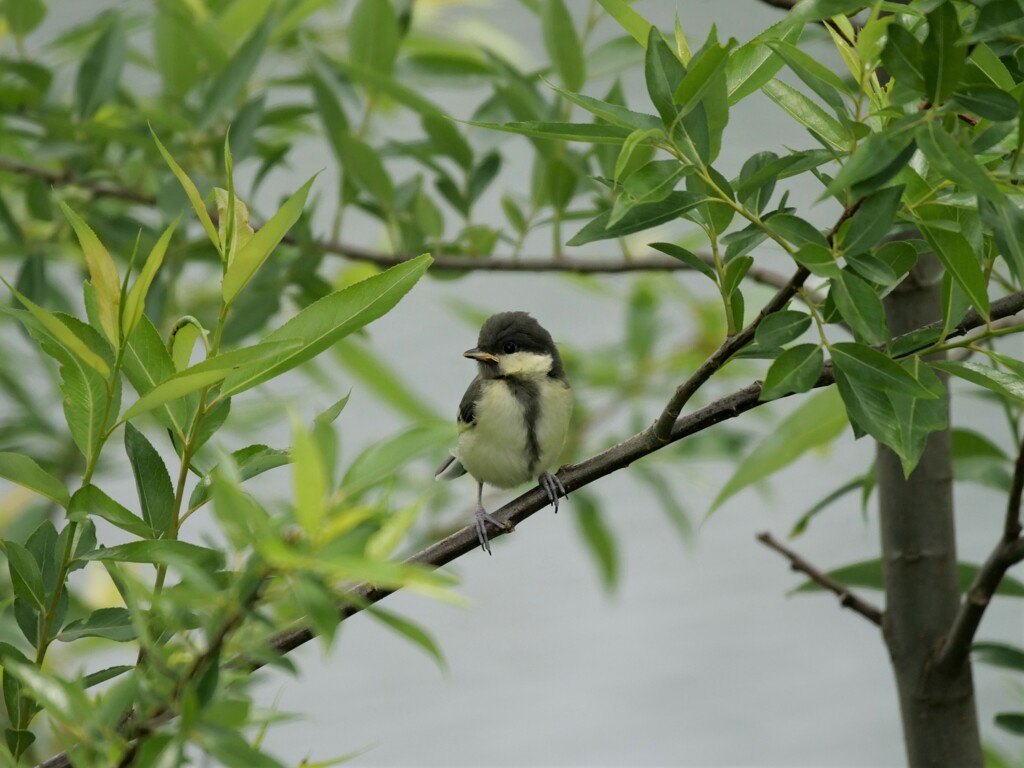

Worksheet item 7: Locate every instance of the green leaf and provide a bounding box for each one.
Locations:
[222,174,317,303]
[221,255,432,397]
[995,713,1024,736]
[469,120,633,144]
[644,27,684,131]
[767,39,851,113]
[711,388,847,513]
[122,338,301,421]
[421,114,472,169]
[68,484,155,539]
[980,199,1024,287]
[595,0,651,47]
[78,541,225,571]
[762,78,851,149]
[3,0,46,36]
[932,361,1024,402]
[830,271,890,345]
[792,243,841,278]
[920,224,989,319]
[124,424,174,537]
[542,0,585,91]
[291,414,327,538]
[122,317,190,439]
[348,0,399,77]
[366,500,421,560]
[188,444,290,512]
[795,560,1024,597]
[567,191,705,246]
[923,2,965,104]
[721,255,753,298]
[3,541,44,610]
[544,83,662,131]
[886,357,949,476]
[726,23,802,104]
[151,129,221,253]
[649,242,716,280]
[826,126,917,198]
[881,24,924,91]
[334,338,440,421]
[57,201,121,344]
[0,453,69,508]
[366,606,448,672]
[123,218,177,338]
[782,0,870,24]
[673,34,731,118]
[57,607,135,642]
[837,185,903,258]
[973,642,1024,673]
[755,311,812,348]
[75,13,125,119]
[342,423,452,498]
[789,476,870,538]
[831,343,937,398]
[573,492,619,592]
[197,11,272,129]
[332,56,445,117]
[915,122,1001,202]
[4,282,110,377]
[335,134,394,205]
[968,0,1024,43]
[760,343,824,400]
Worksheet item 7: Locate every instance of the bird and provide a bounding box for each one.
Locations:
[435,311,573,554]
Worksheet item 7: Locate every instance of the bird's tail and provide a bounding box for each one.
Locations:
[434,453,467,481]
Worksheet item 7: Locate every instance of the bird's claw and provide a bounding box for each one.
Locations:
[475,506,512,555]
[538,471,568,513]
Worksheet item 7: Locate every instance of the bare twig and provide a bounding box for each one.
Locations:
[35,287,1024,768]
[756,531,883,626]
[0,154,797,285]
[935,436,1024,674]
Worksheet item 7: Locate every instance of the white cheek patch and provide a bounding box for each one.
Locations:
[498,351,552,377]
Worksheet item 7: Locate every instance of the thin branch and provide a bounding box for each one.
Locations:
[649,200,863,443]
[0,154,795,285]
[935,436,1024,675]
[35,288,1024,768]
[756,531,883,626]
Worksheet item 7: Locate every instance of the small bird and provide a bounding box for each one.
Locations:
[436,311,573,554]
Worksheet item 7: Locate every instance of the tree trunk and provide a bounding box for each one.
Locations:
[876,254,982,767]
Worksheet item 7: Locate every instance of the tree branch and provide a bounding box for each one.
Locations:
[35,288,1024,768]
[935,435,1024,675]
[755,531,883,626]
[0,154,797,285]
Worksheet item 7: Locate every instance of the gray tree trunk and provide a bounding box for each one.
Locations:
[876,254,983,767]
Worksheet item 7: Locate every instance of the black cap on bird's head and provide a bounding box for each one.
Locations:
[463,311,565,378]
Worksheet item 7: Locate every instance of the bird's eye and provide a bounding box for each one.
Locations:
[502,341,517,354]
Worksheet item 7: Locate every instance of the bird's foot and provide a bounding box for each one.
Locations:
[538,471,568,513]
[475,505,513,555]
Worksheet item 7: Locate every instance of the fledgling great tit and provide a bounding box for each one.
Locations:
[435,311,573,554]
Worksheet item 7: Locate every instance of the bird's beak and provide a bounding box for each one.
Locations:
[464,348,500,364]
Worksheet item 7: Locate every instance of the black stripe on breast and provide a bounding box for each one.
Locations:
[503,377,541,474]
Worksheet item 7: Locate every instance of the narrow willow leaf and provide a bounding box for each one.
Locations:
[595,0,651,47]
[760,343,824,400]
[710,388,847,513]
[122,316,189,439]
[58,608,135,642]
[923,2,965,104]
[782,0,870,24]
[762,78,851,149]
[336,134,393,205]
[188,444,290,512]
[124,424,174,536]
[57,202,120,343]
[0,453,70,508]
[573,492,619,592]
[973,642,1024,673]
[830,271,890,346]
[122,218,178,338]
[920,224,989,319]
[122,339,301,421]
[673,36,731,117]
[837,185,903,258]
[544,82,662,131]
[792,243,841,278]
[151,128,220,253]
[932,361,1024,402]
[916,122,1001,202]
[649,242,716,280]
[75,14,125,118]
[825,126,916,197]
[831,343,937,398]
[68,484,155,539]
[568,191,705,246]
[366,500,421,560]
[366,606,448,672]
[980,199,1024,287]
[755,311,812,349]
[78,540,225,571]
[468,120,633,144]
[3,542,44,609]
[726,23,802,103]
[221,255,432,397]
[291,414,327,538]
[4,282,110,377]
[542,0,585,91]
[794,560,1024,596]
[197,11,272,129]
[348,0,399,77]
[767,39,851,113]
[222,174,317,303]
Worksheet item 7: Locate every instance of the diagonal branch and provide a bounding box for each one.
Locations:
[35,288,1024,768]
[935,435,1024,675]
[756,531,883,626]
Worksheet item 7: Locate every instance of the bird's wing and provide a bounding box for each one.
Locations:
[457,376,484,427]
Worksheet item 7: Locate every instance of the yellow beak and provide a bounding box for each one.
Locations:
[464,348,500,364]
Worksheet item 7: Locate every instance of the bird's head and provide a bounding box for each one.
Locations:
[463,311,565,380]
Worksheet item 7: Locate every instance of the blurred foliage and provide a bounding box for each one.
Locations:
[0,0,1022,764]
